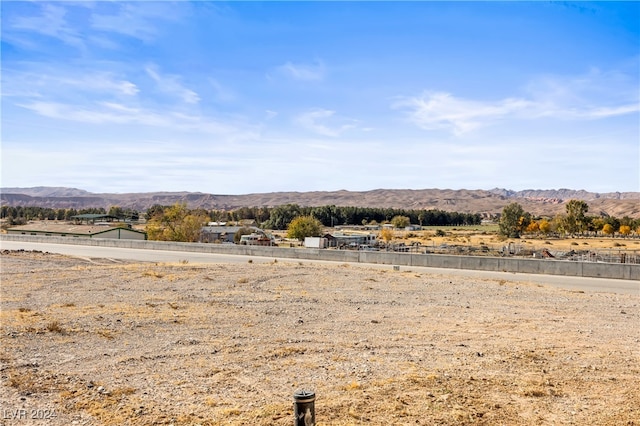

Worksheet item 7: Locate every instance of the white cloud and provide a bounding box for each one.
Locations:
[145,66,200,104]
[395,69,639,135]
[19,101,160,126]
[17,100,247,137]
[524,68,640,119]
[2,69,138,99]
[90,2,182,42]
[10,4,84,48]
[275,61,325,81]
[393,92,532,135]
[295,109,358,137]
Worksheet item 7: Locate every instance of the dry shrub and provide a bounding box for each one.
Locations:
[95,329,115,339]
[521,387,548,397]
[46,320,64,333]
[270,346,306,358]
[6,368,53,394]
[142,270,164,278]
[343,381,362,391]
[69,386,138,423]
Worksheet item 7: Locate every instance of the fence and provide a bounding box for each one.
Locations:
[1,234,638,281]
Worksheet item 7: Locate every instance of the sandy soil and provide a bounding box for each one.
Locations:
[1,250,638,425]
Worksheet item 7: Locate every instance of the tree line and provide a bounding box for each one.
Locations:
[499,200,640,238]
[5,201,638,239]
[142,204,482,242]
[198,204,482,230]
[0,206,139,225]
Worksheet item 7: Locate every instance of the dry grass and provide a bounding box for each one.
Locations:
[1,250,638,425]
[45,320,64,333]
[399,229,639,253]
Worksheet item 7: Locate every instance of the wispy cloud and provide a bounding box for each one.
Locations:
[19,101,160,126]
[18,100,245,136]
[274,60,325,82]
[1,68,138,99]
[393,92,531,135]
[395,69,639,135]
[90,3,181,42]
[145,66,200,104]
[209,79,236,102]
[265,110,278,120]
[10,4,84,48]
[296,109,358,137]
[5,2,184,52]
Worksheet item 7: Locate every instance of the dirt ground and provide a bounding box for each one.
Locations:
[1,250,638,425]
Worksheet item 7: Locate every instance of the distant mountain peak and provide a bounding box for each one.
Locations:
[1,187,91,197]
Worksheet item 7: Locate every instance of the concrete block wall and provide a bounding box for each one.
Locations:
[1,234,637,280]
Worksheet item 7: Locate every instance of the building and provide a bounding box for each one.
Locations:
[7,222,147,240]
[304,237,329,248]
[70,214,120,224]
[329,232,377,249]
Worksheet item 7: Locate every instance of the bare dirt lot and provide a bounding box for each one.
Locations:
[1,250,638,425]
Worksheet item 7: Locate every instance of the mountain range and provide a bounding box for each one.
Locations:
[1,187,639,218]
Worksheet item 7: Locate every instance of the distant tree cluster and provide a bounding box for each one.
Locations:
[233,204,482,230]
[138,203,483,242]
[0,206,119,225]
[499,200,640,238]
[0,206,141,225]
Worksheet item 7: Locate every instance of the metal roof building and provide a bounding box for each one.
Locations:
[70,214,120,224]
[7,223,147,240]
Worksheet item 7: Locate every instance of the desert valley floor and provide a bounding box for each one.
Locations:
[1,250,638,425]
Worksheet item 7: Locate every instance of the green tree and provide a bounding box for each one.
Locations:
[146,203,207,242]
[564,200,589,235]
[499,202,530,238]
[390,215,410,229]
[287,216,323,241]
[145,204,167,221]
[108,206,125,219]
[264,204,302,230]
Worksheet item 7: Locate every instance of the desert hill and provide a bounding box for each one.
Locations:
[1,187,639,218]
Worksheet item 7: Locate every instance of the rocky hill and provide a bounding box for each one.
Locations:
[1,187,639,218]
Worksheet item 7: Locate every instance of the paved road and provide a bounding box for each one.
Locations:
[1,240,638,295]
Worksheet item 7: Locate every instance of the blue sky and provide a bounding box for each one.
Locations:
[1,1,639,194]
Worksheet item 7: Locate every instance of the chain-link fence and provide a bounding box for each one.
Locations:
[422,243,640,264]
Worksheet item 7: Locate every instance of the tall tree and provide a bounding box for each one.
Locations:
[390,215,411,229]
[564,200,589,235]
[499,202,530,238]
[287,216,323,241]
[146,203,207,242]
[264,204,302,230]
